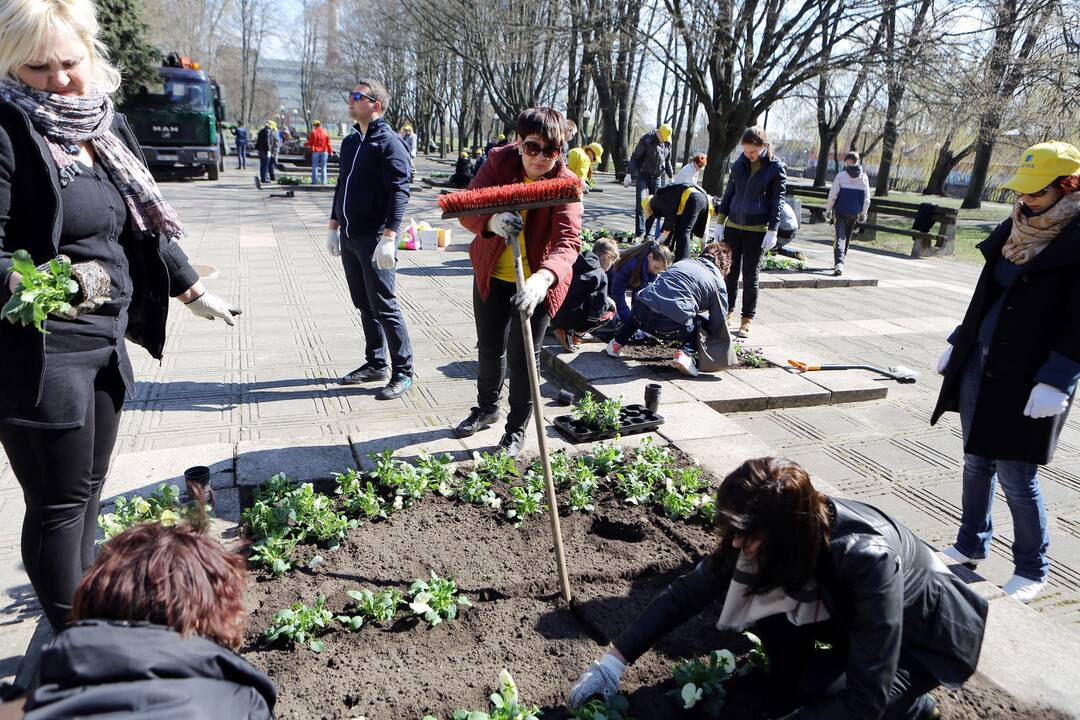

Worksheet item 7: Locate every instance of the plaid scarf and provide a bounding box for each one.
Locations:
[0,82,184,240]
[1002,191,1080,265]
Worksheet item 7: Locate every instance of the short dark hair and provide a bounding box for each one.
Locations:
[72,523,250,648]
[515,107,565,148]
[844,151,860,164]
[709,457,831,594]
[355,78,390,110]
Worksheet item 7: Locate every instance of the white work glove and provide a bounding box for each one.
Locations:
[762,230,778,252]
[936,346,952,375]
[373,235,396,270]
[184,292,242,326]
[1023,383,1070,419]
[568,652,626,709]
[326,228,341,257]
[512,271,552,317]
[623,174,632,188]
[714,224,725,243]
[824,209,834,223]
[487,212,524,239]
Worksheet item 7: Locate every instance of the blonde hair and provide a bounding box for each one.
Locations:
[0,0,122,92]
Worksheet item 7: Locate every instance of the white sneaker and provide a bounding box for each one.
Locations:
[605,339,623,357]
[833,262,844,276]
[671,349,699,376]
[1002,575,1047,604]
[941,545,980,567]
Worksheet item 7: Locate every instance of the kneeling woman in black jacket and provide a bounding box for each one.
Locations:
[568,457,987,720]
[23,522,276,719]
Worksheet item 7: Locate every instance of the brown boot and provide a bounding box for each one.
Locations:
[739,317,752,337]
[727,311,734,326]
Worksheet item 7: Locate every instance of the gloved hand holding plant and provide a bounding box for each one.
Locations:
[3,250,111,332]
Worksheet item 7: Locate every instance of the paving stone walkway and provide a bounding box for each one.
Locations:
[2,154,1080,682]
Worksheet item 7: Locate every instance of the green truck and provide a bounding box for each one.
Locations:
[120,54,227,181]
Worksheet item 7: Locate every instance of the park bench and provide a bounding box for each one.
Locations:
[788,185,958,258]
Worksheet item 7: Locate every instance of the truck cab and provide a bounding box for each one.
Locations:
[120,54,226,180]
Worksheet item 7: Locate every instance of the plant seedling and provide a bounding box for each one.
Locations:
[250,532,299,576]
[670,649,737,716]
[570,695,633,720]
[568,461,600,513]
[408,570,472,627]
[572,392,623,432]
[265,595,333,652]
[449,669,540,720]
[698,492,717,524]
[735,341,768,369]
[97,483,184,541]
[505,483,546,527]
[417,451,456,496]
[475,449,519,483]
[585,442,624,476]
[1,250,79,333]
[369,449,432,507]
[529,449,573,488]
[336,588,403,631]
[456,471,502,509]
[334,469,388,520]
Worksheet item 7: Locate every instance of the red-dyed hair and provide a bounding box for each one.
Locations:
[1052,174,1080,195]
[72,523,249,648]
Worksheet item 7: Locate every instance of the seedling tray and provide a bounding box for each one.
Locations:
[553,403,664,443]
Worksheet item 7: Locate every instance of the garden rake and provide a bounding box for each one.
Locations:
[788,359,920,384]
[440,178,583,603]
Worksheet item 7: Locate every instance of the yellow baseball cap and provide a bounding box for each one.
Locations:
[1002,141,1080,195]
[657,124,673,142]
[588,142,604,159]
[498,133,506,141]
[641,194,653,216]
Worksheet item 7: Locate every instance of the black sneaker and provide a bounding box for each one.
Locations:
[906,694,939,720]
[453,408,501,438]
[340,363,389,385]
[497,430,526,458]
[376,374,414,400]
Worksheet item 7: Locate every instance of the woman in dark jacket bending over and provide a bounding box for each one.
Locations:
[0,0,240,640]
[933,141,1080,604]
[24,522,276,718]
[568,457,987,720]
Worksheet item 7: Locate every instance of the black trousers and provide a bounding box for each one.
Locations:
[666,192,708,262]
[755,615,939,719]
[834,213,859,266]
[341,233,414,377]
[473,278,549,436]
[724,227,765,319]
[0,375,123,630]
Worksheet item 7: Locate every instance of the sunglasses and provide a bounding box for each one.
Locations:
[521,140,560,159]
[349,91,376,103]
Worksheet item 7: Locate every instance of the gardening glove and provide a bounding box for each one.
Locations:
[936,346,952,375]
[1023,383,1070,419]
[487,212,523,239]
[568,652,625,709]
[511,270,552,317]
[373,235,397,270]
[714,224,725,243]
[623,174,632,188]
[326,228,341,257]
[184,292,242,326]
[39,256,112,320]
[762,230,778,252]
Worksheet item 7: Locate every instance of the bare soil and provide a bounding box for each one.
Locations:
[239,454,1066,720]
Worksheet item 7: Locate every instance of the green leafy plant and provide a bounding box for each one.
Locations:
[408,570,472,627]
[455,471,502,509]
[760,252,806,271]
[658,466,706,520]
[97,483,183,541]
[475,449,519,483]
[506,472,547,527]
[276,175,303,185]
[569,462,600,513]
[735,341,768,369]
[572,392,623,432]
[369,449,432,507]
[528,449,574,488]
[670,649,737,715]
[571,695,633,720]
[744,631,771,672]
[442,669,541,720]
[336,588,403,631]
[265,595,333,652]
[417,451,456,496]
[249,532,299,576]
[334,469,388,521]
[2,250,79,332]
[614,438,673,505]
[585,442,624,476]
[698,492,717,524]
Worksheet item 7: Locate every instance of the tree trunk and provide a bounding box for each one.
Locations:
[813,124,835,187]
[962,112,1002,209]
[874,89,902,197]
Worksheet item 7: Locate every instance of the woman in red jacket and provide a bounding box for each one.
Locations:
[452,108,582,456]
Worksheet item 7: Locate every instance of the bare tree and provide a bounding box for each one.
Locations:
[297,0,328,129]
[236,0,272,126]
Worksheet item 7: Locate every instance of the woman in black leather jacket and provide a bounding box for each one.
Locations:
[568,457,988,720]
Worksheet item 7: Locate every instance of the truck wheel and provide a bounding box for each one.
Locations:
[207,163,220,181]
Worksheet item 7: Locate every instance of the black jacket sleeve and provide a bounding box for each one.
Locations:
[159,236,200,296]
[794,538,904,720]
[612,559,731,664]
[0,123,14,306]
[768,162,788,232]
[381,133,411,234]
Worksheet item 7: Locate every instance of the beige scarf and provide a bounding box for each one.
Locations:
[1002,192,1080,265]
[715,551,829,630]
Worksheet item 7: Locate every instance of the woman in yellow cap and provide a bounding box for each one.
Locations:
[628,123,674,237]
[933,141,1080,604]
[449,150,474,188]
[567,142,604,187]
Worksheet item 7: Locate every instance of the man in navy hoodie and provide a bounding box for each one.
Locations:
[328,79,415,400]
[825,151,872,276]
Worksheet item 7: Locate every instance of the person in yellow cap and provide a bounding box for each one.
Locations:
[450,150,475,188]
[567,142,604,187]
[256,120,278,182]
[399,123,417,159]
[627,123,675,237]
[933,140,1080,606]
[640,183,718,261]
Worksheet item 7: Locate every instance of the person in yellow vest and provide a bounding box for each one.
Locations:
[568,143,605,187]
[641,183,717,261]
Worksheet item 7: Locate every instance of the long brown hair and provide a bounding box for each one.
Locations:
[72,523,250,648]
[613,239,673,288]
[709,457,831,594]
[740,125,772,159]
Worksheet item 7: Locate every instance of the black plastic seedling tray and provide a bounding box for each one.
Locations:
[553,403,664,443]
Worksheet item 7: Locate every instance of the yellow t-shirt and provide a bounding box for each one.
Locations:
[567,147,591,182]
[491,177,534,283]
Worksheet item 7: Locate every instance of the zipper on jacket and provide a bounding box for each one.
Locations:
[340,126,363,238]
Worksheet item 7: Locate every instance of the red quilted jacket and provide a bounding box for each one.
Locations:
[457,144,582,316]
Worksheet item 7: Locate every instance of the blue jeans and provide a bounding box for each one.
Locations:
[635,174,660,236]
[236,141,248,169]
[955,346,1049,581]
[311,151,328,184]
[258,151,274,182]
